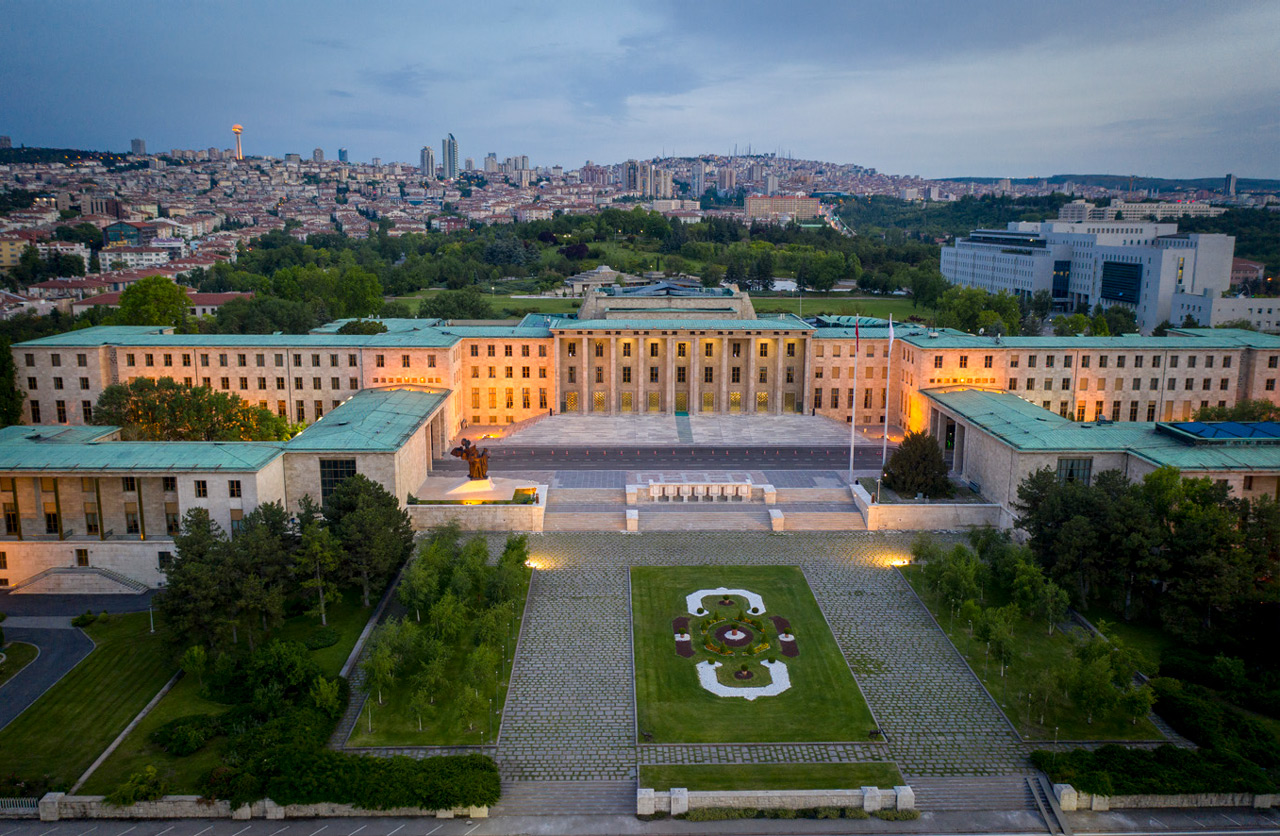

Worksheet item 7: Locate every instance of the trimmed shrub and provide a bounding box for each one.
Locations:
[71,611,97,628]
[1031,744,1275,795]
[149,713,223,756]
[843,807,870,819]
[105,765,168,807]
[262,751,501,811]
[683,807,758,821]
[876,808,921,820]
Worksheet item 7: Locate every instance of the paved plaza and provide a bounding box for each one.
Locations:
[487,414,887,447]
[494,532,1031,785]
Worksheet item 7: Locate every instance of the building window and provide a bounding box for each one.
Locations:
[125,506,139,534]
[758,343,768,358]
[230,509,243,535]
[650,366,659,383]
[704,367,714,384]
[162,476,176,492]
[934,355,944,369]
[785,343,795,358]
[375,355,385,368]
[622,367,632,384]
[676,367,687,383]
[121,476,136,492]
[595,367,604,384]
[539,389,548,409]
[30,400,40,423]
[678,343,687,358]
[319,459,357,501]
[814,389,823,409]
[75,548,89,567]
[55,400,66,422]
[228,480,242,498]
[758,368,767,384]
[1057,458,1092,485]
[194,479,207,498]
[81,401,92,421]
[649,342,659,358]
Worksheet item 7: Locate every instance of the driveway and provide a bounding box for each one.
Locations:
[0,617,95,731]
[0,589,155,617]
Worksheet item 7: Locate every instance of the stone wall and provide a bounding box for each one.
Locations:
[850,482,1004,530]
[37,794,488,821]
[638,786,913,815]
[1053,784,1278,812]
[405,485,547,532]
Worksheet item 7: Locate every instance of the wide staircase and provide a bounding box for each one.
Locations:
[543,487,628,531]
[490,780,636,816]
[9,566,149,595]
[908,776,1038,812]
[638,507,774,531]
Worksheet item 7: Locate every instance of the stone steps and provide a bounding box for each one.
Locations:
[490,780,636,815]
[780,511,867,531]
[774,487,856,504]
[542,511,627,531]
[637,509,772,531]
[907,776,1037,811]
[9,566,149,595]
[547,488,625,505]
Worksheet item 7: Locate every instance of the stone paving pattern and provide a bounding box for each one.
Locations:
[491,414,868,447]
[494,532,1033,782]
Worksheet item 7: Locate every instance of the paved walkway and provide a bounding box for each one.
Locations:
[0,621,94,731]
[492,414,877,447]
[492,532,1030,785]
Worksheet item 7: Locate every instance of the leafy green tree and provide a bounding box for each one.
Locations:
[115,275,191,328]
[322,474,414,606]
[1070,655,1117,724]
[336,319,388,335]
[409,686,433,732]
[296,522,342,626]
[0,339,25,426]
[94,377,291,441]
[883,430,952,498]
[361,641,396,705]
[181,645,208,687]
[1194,399,1280,422]
[427,592,466,642]
[419,286,494,320]
[156,508,235,649]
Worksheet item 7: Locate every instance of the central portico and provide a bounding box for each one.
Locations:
[548,283,813,416]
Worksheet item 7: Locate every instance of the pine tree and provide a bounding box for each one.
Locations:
[883,430,953,498]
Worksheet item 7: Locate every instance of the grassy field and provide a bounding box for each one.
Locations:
[639,763,903,792]
[346,567,531,747]
[0,641,38,688]
[0,613,174,789]
[81,589,372,794]
[902,568,1163,742]
[631,565,875,744]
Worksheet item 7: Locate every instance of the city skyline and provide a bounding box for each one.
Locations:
[1,1,1277,178]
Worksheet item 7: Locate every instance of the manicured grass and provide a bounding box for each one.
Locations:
[1078,608,1172,675]
[82,589,373,794]
[0,613,174,789]
[639,762,903,792]
[631,565,876,744]
[902,568,1163,742]
[0,641,38,688]
[751,295,930,322]
[395,289,582,317]
[346,567,531,747]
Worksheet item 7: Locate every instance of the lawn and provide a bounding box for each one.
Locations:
[901,567,1163,742]
[81,588,373,794]
[395,288,581,317]
[751,295,930,322]
[0,641,38,688]
[639,763,903,792]
[631,565,876,744]
[345,566,531,747]
[0,613,174,789]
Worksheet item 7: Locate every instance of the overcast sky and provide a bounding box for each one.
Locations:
[3,1,1277,178]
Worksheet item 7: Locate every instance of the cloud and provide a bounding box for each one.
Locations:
[326,89,353,98]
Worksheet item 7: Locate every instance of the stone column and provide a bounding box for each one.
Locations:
[606,336,615,414]
[747,338,758,414]
[552,334,561,414]
[666,336,676,414]
[719,337,729,414]
[802,335,814,416]
[691,337,701,414]
[774,336,784,415]
[580,336,587,412]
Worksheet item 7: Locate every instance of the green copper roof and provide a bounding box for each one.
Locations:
[284,387,449,453]
[15,323,551,350]
[923,387,1280,471]
[548,315,812,332]
[901,328,1280,351]
[0,425,284,473]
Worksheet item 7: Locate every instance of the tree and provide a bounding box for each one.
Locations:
[155,508,235,649]
[1194,399,1280,422]
[323,474,414,606]
[419,286,494,320]
[361,641,396,705]
[700,264,723,288]
[409,686,433,732]
[115,275,191,328]
[94,377,291,441]
[296,522,342,626]
[336,319,388,335]
[0,339,25,427]
[180,645,208,687]
[883,430,952,498]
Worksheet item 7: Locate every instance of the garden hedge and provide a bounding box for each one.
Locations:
[1030,744,1275,795]
[263,750,501,810]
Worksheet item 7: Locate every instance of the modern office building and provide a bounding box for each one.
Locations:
[940,220,1235,332]
[1226,173,1238,197]
[746,195,820,221]
[442,134,458,179]
[130,138,147,156]
[338,147,348,163]
[690,161,705,197]
[312,148,324,163]
[1057,199,1226,222]
[420,146,435,179]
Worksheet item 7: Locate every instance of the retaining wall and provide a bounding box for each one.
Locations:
[37,794,487,821]
[405,485,547,532]
[638,786,913,815]
[1053,784,1277,812]
[851,483,1002,530]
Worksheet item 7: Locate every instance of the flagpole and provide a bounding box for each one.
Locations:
[882,315,893,471]
[849,321,858,481]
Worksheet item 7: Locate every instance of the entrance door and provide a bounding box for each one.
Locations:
[675,392,688,414]
[648,392,660,412]
[702,392,715,412]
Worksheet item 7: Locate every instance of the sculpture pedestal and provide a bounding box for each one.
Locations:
[415,475,537,503]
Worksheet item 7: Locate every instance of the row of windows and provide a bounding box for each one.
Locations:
[470,388,550,410]
[469,344,546,358]
[1009,377,1232,392]
[565,366,796,385]
[1,474,240,499]
[813,388,889,409]
[470,366,548,380]
[566,341,797,359]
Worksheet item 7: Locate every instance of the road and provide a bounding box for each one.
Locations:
[433,445,893,471]
[0,619,94,731]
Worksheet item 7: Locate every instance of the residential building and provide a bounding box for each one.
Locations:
[313,148,324,163]
[442,134,458,179]
[338,148,348,163]
[1231,258,1267,289]
[745,195,820,221]
[130,138,147,156]
[420,146,435,179]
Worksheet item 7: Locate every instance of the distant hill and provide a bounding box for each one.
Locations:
[0,146,138,167]
[938,174,1280,193]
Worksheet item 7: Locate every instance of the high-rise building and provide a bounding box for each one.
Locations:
[765,173,779,196]
[717,168,737,191]
[484,152,498,173]
[442,134,458,179]
[372,157,382,167]
[338,148,348,163]
[420,146,435,179]
[285,153,302,164]
[312,148,324,163]
[690,161,705,197]
[130,138,147,156]
[464,157,474,171]
[1225,173,1238,197]
[0,136,11,149]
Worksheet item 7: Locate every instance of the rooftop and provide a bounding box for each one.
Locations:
[901,328,1280,351]
[284,386,449,453]
[924,388,1280,471]
[0,425,285,473]
[547,314,812,332]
